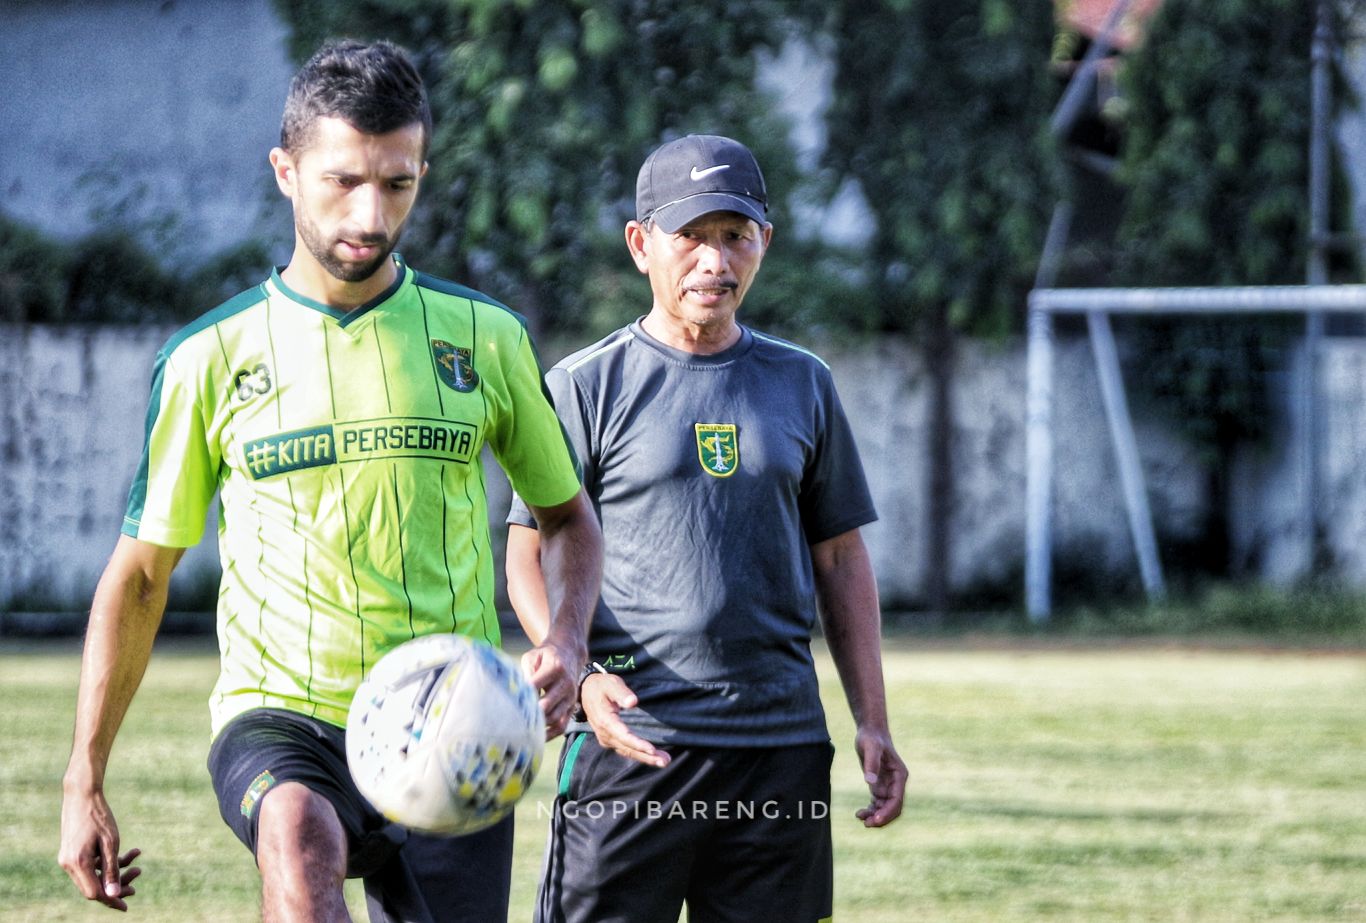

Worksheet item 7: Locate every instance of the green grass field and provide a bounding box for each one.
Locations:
[2,635,1363,921]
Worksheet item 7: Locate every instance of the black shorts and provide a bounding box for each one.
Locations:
[537,734,834,923]
[208,707,514,923]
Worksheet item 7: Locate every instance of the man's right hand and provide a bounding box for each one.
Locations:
[579,673,671,768]
[521,638,586,740]
[59,786,141,911]
[58,536,179,911]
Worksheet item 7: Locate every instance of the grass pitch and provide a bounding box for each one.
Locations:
[2,635,1363,921]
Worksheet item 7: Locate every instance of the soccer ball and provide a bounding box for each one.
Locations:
[345,634,545,836]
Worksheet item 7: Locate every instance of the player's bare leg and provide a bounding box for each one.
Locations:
[257,782,350,923]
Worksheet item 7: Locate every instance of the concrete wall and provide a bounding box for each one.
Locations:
[14,322,1366,614]
[0,324,217,610]
[1,322,1232,614]
[825,336,1206,602]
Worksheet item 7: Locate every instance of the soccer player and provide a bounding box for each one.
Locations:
[58,40,602,922]
[505,134,907,923]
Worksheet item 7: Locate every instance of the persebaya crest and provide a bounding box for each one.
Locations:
[695,423,739,478]
[432,340,479,393]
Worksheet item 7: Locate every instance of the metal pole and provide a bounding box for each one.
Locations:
[1304,1,1332,573]
[1088,312,1166,601]
[1025,297,1056,622]
[1028,0,1129,621]
[1310,4,1332,289]
[1033,285,1366,314]
[1026,204,1072,623]
[1050,0,1135,139]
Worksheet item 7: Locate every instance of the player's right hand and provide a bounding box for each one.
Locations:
[853,726,907,828]
[521,641,583,740]
[59,788,142,911]
[580,673,671,768]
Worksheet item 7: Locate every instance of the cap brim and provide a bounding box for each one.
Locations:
[650,193,767,233]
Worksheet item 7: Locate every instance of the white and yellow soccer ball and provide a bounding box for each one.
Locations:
[346,634,544,836]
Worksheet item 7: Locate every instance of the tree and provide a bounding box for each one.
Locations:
[0,212,269,325]
[272,0,832,337]
[823,1,1058,611]
[1112,0,1354,574]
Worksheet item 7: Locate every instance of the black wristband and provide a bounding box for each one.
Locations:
[572,662,609,722]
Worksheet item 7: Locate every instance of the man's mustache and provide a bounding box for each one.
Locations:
[336,232,391,247]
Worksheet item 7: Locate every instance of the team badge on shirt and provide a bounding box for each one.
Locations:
[432,340,480,392]
[695,423,739,477]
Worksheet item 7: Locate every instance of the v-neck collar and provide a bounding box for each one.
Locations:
[270,255,409,328]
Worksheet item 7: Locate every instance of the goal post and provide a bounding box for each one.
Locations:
[1025,284,1366,622]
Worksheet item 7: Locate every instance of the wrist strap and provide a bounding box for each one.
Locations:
[573,662,609,722]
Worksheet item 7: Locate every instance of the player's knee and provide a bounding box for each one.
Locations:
[258,782,346,873]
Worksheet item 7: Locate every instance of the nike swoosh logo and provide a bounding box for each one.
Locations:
[690,164,731,181]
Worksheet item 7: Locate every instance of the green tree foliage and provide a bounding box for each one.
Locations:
[823,0,1058,338]
[1112,0,1351,571]
[1114,0,1343,450]
[0,216,68,323]
[821,1,1057,611]
[273,0,839,336]
[0,212,269,324]
[1117,0,1332,289]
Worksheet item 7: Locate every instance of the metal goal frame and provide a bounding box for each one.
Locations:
[1025,284,1366,621]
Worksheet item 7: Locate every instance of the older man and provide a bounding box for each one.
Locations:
[507,134,906,923]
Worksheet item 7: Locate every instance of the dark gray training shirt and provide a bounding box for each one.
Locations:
[508,319,877,747]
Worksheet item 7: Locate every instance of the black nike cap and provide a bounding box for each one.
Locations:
[635,134,768,232]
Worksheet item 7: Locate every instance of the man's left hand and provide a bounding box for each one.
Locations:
[854,726,907,828]
[521,642,585,739]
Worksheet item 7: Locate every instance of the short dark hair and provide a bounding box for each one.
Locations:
[281,39,432,159]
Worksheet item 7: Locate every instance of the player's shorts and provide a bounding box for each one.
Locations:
[208,707,513,923]
[537,734,834,923]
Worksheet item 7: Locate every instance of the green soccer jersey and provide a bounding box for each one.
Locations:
[122,257,581,737]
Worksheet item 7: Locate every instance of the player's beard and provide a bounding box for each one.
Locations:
[296,208,404,284]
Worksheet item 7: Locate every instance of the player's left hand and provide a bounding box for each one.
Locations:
[853,726,906,827]
[521,641,584,739]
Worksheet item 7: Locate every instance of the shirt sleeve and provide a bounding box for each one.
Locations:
[798,368,878,544]
[487,327,583,511]
[506,363,594,528]
[121,348,219,547]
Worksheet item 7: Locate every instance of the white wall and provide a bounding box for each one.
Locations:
[825,336,1206,601]
[21,323,1366,615]
[0,324,219,610]
[2,323,1225,613]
